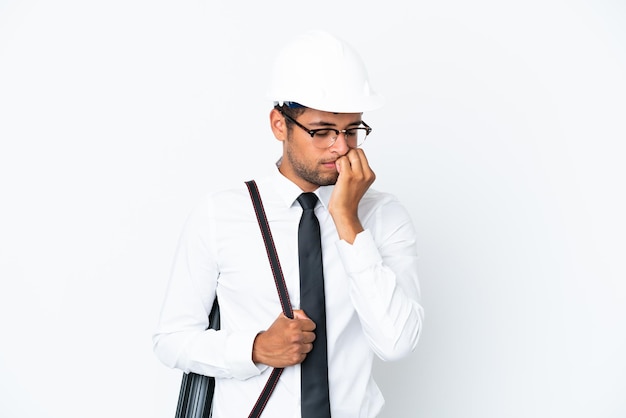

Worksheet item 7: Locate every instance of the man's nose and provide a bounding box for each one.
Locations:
[329,131,350,154]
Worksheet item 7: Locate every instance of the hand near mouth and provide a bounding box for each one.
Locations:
[328,148,376,244]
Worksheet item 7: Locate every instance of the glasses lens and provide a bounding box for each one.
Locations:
[311,130,335,148]
[311,128,370,148]
[351,128,368,147]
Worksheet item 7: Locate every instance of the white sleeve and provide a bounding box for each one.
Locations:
[152,197,264,380]
[336,201,424,361]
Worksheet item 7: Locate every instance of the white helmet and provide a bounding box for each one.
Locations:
[267,30,384,113]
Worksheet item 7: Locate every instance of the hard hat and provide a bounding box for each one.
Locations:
[267,30,384,113]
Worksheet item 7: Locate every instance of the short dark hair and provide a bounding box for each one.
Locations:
[274,103,307,131]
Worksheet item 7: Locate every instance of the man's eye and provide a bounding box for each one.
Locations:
[313,130,334,138]
[345,129,358,137]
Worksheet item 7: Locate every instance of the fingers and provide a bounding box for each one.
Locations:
[335,150,358,174]
[292,309,309,320]
[336,148,374,181]
[353,148,374,180]
[252,311,318,367]
[292,309,316,332]
[346,148,365,174]
[284,312,316,358]
[354,148,371,173]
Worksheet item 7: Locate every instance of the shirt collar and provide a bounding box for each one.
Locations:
[270,162,334,210]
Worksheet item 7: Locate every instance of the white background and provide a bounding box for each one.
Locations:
[1,1,625,417]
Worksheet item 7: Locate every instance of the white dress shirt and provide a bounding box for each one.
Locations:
[153,165,424,418]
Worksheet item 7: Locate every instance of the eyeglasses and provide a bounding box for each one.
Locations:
[279,109,372,149]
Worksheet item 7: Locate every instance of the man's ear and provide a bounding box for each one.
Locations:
[269,108,287,142]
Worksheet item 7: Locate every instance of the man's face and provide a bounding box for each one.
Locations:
[277,108,363,192]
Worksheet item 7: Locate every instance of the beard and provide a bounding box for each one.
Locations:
[285,143,338,187]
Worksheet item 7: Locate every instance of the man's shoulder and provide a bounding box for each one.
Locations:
[202,174,276,209]
[206,179,250,199]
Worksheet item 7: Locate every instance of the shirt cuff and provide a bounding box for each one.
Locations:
[336,229,383,274]
[225,330,266,380]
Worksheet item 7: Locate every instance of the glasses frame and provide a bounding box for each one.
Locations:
[278,108,372,149]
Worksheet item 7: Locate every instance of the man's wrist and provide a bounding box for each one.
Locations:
[331,213,363,244]
[251,331,266,364]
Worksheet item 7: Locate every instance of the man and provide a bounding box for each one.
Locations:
[153,30,423,417]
